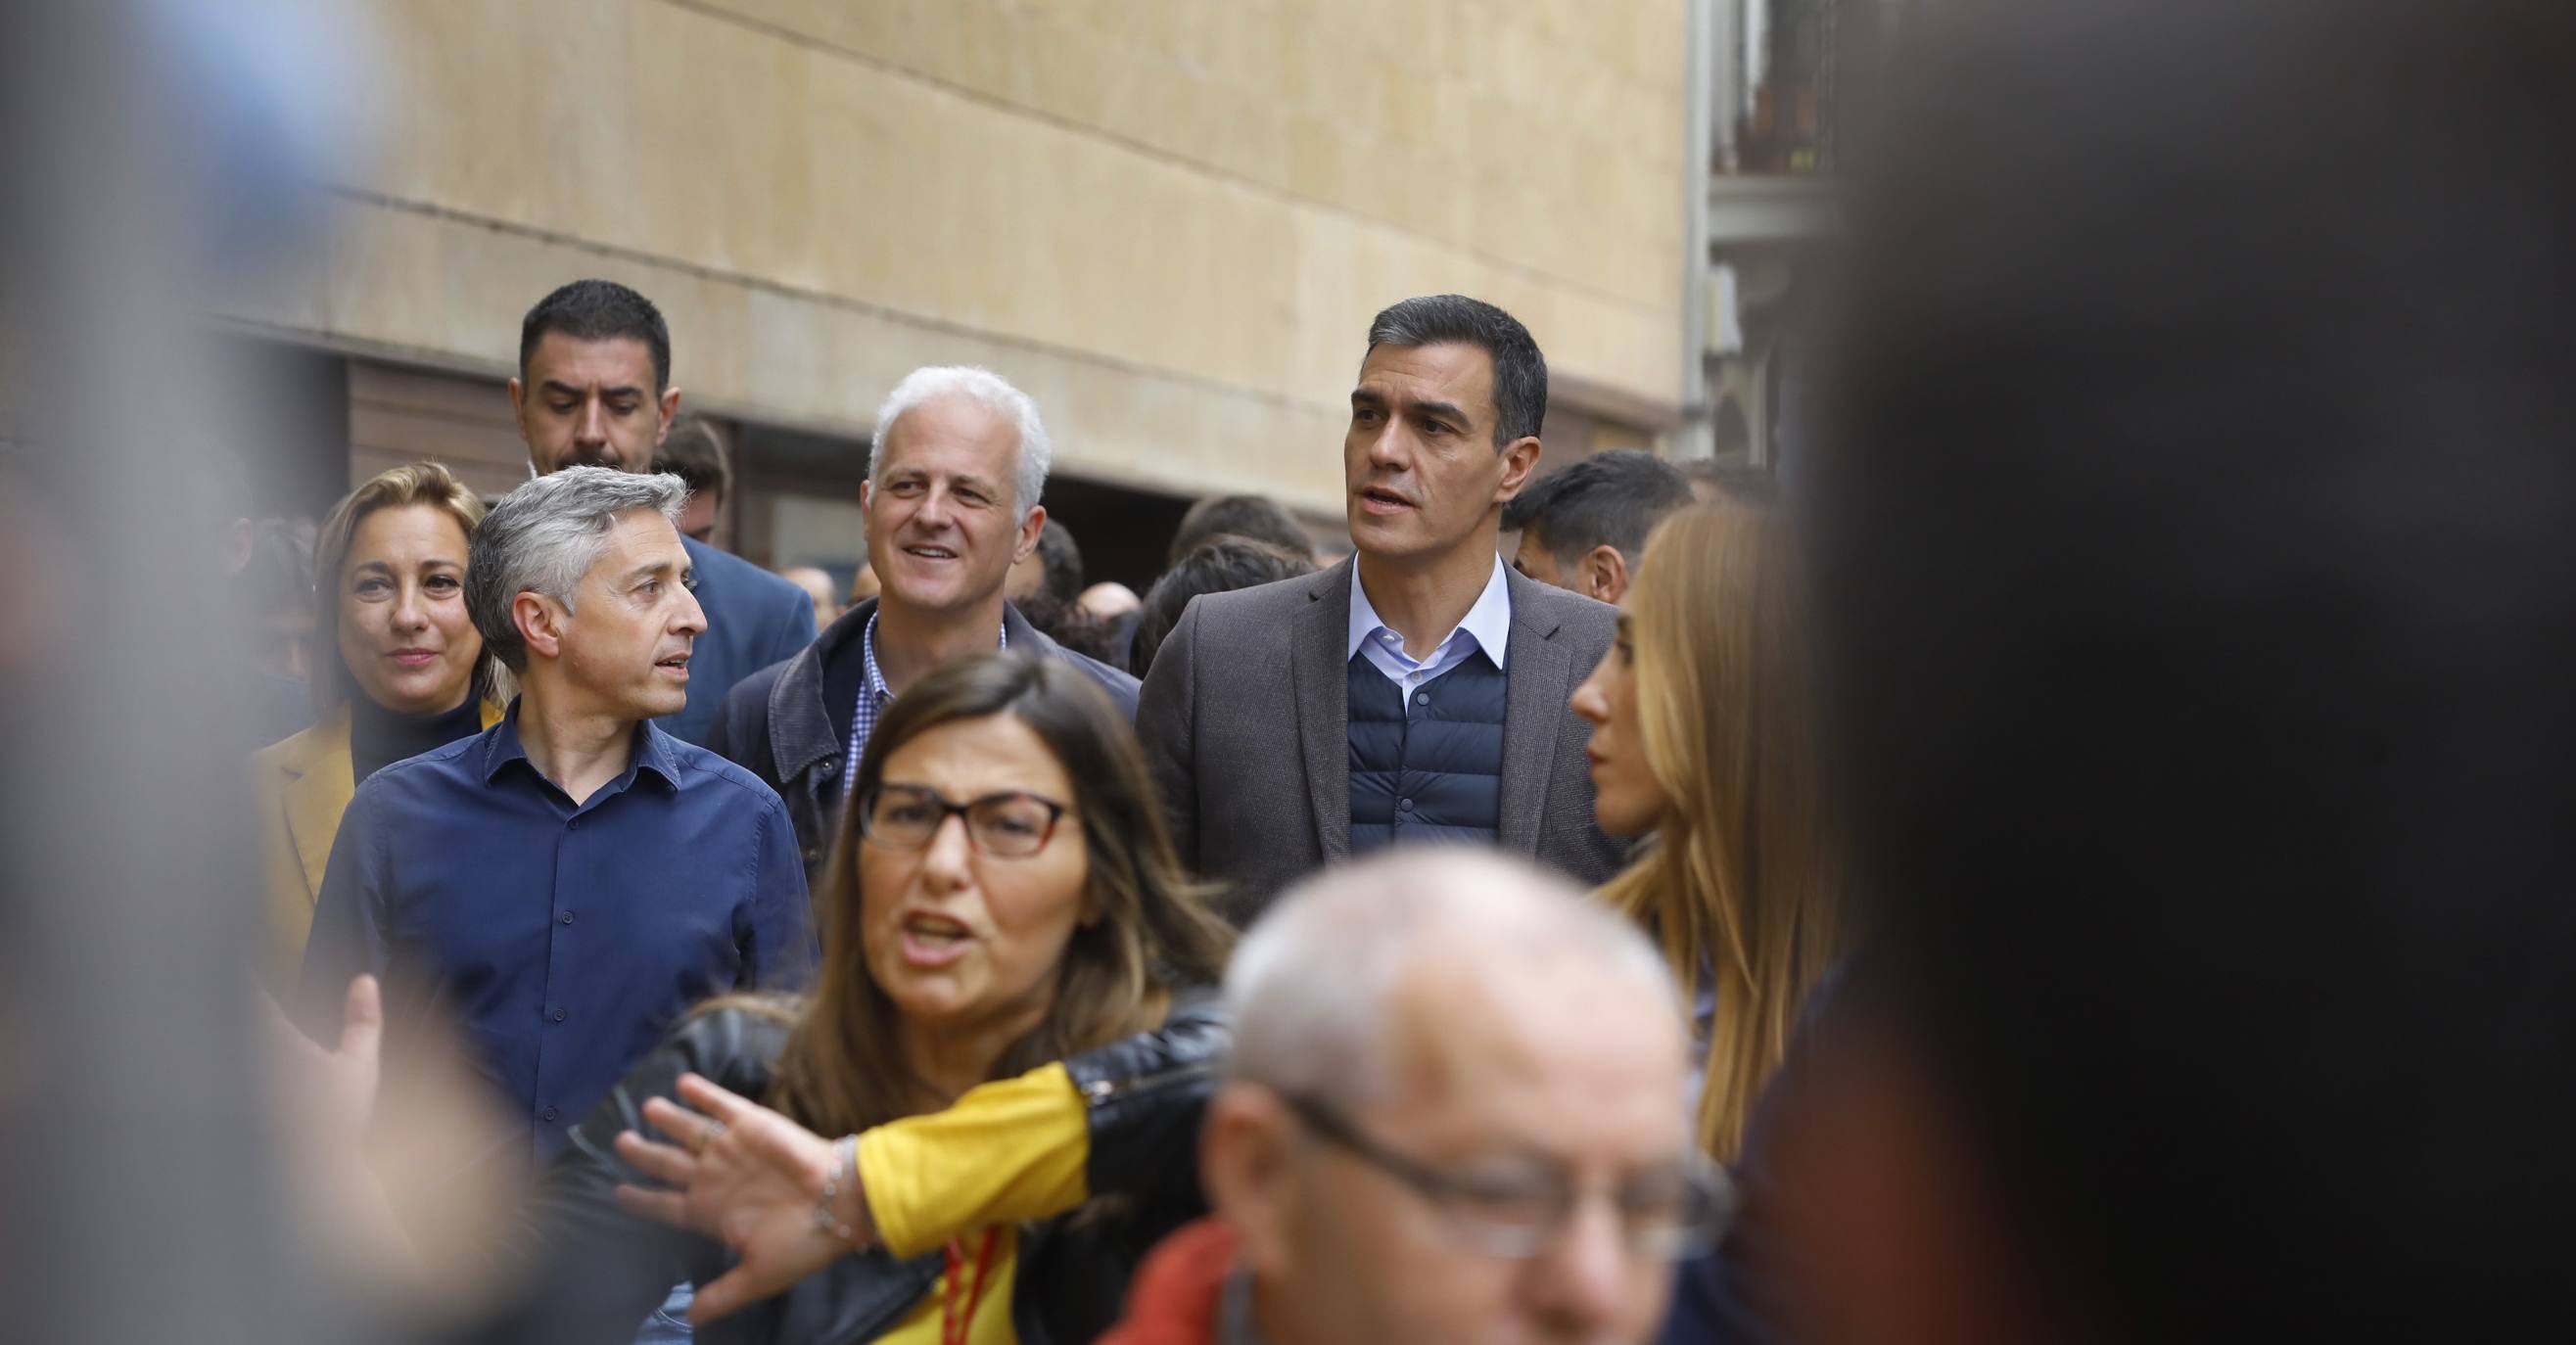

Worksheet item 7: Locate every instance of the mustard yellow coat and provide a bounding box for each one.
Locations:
[250,699,505,985]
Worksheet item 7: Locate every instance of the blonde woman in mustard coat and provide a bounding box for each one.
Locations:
[250,461,506,982]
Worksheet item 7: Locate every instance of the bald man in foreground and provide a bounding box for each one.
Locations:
[1103,849,1722,1345]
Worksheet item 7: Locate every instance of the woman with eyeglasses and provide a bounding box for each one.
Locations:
[506,652,1235,1344]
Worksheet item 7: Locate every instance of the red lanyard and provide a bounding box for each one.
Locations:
[940,1229,1001,1345]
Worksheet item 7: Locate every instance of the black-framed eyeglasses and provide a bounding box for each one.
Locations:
[1281,1090,1734,1261]
[857,783,1070,858]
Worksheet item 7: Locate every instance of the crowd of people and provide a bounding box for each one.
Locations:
[193,9,2576,1336]
[232,276,1782,1344]
[12,2,2573,1340]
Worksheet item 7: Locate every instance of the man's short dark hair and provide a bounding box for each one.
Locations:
[1364,295,1547,448]
[1168,493,1311,567]
[1034,518,1084,606]
[1500,448,1693,567]
[1132,536,1320,678]
[520,279,671,393]
[653,415,730,504]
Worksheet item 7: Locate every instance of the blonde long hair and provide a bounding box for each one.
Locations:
[1598,498,1848,1161]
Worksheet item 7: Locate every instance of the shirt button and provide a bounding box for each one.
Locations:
[1398,797,1414,811]
[818,759,838,779]
[541,1107,557,1123]
[567,818,580,831]
[551,1007,567,1022]
[560,912,575,925]
[1381,631,1398,644]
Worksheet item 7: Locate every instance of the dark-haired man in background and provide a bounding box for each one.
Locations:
[1137,295,1622,914]
[653,414,732,548]
[1165,491,1318,567]
[1502,447,1693,605]
[507,279,814,745]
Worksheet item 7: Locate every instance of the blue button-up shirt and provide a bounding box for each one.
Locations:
[1347,555,1514,713]
[297,705,817,1175]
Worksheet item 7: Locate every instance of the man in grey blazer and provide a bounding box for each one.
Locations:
[1138,295,1624,915]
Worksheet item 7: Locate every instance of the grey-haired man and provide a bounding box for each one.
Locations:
[1103,848,1714,1345]
[298,467,816,1186]
[707,365,1138,884]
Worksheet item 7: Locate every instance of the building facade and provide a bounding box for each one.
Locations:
[205,0,1696,585]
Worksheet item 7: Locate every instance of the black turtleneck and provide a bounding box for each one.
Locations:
[349,680,487,785]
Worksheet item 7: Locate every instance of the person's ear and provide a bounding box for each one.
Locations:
[655,387,682,444]
[507,377,541,469]
[1013,504,1048,563]
[1201,1085,1300,1277]
[512,591,565,664]
[1582,544,1630,604]
[1494,436,1544,503]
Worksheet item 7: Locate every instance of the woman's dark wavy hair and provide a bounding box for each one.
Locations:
[760,652,1234,1133]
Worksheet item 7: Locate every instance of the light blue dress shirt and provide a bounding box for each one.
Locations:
[1346,555,1515,715]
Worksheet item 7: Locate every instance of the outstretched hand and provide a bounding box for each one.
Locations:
[614,1072,873,1323]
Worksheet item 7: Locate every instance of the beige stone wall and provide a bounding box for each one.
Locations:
[213,0,1689,512]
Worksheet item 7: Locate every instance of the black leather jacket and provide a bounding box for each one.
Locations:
[488,995,1228,1344]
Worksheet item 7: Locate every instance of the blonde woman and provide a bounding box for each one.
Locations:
[1570,492,1848,1162]
[249,461,505,978]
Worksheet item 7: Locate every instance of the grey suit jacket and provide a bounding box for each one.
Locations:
[1136,555,1625,918]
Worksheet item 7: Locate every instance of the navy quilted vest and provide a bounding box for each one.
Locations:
[1347,650,1508,854]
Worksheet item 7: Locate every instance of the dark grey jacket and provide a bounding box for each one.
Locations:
[707,597,1141,884]
[1136,555,1624,919]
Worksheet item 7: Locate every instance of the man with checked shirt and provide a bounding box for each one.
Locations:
[707,366,1138,884]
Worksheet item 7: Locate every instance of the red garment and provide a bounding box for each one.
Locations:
[1098,1218,1241,1345]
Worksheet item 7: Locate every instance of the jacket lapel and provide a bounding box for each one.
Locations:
[770,598,873,788]
[279,707,356,902]
[1291,561,1355,858]
[1497,571,1572,853]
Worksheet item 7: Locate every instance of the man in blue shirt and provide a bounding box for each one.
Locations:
[507,279,814,745]
[297,466,816,1177]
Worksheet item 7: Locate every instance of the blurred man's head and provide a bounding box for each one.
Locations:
[778,565,839,634]
[862,366,1047,623]
[1501,449,1693,603]
[1131,536,1318,677]
[466,466,703,722]
[846,560,880,607]
[1344,296,1545,570]
[508,280,680,475]
[1007,518,1084,605]
[1168,493,1316,567]
[653,415,732,546]
[1204,849,1704,1345]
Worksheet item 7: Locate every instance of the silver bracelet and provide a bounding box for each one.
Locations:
[813,1134,862,1243]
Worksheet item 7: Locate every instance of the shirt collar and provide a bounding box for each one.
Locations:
[860,612,894,705]
[1346,554,1515,670]
[861,609,1010,702]
[481,698,681,794]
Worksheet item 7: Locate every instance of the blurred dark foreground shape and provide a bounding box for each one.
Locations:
[1768,1,2576,1342]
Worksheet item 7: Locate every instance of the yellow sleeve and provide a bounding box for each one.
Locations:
[858,1061,1091,1259]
